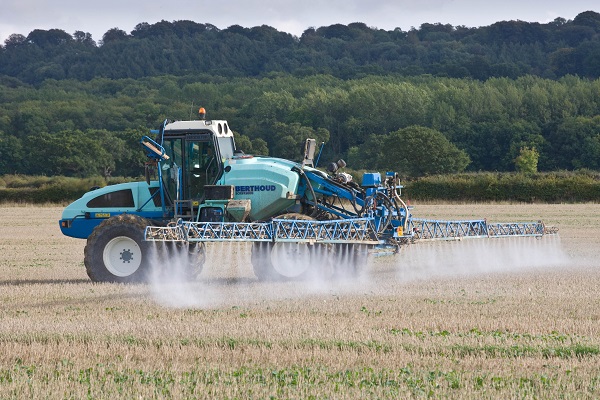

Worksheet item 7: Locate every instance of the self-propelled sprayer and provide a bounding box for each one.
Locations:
[59,109,557,282]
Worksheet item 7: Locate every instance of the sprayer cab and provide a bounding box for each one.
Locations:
[141,117,235,214]
[141,112,305,223]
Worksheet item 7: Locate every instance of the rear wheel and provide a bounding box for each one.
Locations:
[252,213,371,281]
[251,242,314,281]
[252,213,317,281]
[251,242,370,281]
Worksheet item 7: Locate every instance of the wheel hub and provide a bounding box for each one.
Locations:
[120,249,134,263]
[103,236,142,277]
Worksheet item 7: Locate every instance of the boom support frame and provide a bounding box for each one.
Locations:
[145,217,555,247]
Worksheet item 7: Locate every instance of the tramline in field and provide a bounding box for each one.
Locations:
[59,108,558,283]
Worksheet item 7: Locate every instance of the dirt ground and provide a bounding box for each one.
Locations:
[0,203,599,398]
[1,203,596,282]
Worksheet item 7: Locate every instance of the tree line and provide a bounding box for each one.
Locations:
[1,11,600,85]
[1,73,600,178]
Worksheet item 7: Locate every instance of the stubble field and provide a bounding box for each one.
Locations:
[1,203,599,399]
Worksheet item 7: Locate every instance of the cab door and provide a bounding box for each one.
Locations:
[184,135,220,201]
[161,136,184,206]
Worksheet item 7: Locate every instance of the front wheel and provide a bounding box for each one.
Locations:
[84,214,154,283]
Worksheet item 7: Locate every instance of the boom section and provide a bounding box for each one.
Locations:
[145,217,555,246]
[410,219,554,241]
[145,218,379,244]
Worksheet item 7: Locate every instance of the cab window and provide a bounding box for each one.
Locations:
[86,189,135,208]
[186,139,218,200]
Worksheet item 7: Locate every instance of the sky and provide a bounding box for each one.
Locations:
[1,0,598,44]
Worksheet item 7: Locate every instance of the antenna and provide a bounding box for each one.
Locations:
[189,101,194,119]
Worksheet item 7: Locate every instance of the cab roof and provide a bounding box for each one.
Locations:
[164,120,233,138]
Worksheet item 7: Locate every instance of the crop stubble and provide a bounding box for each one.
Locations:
[0,204,599,398]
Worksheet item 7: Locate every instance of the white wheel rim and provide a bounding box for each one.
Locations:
[270,243,311,278]
[103,236,142,277]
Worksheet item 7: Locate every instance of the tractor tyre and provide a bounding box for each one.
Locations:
[251,213,316,281]
[251,241,317,281]
[186,242,206,279]
[84,214,154,283]
[156,242,206,281]
[251,242,279,281]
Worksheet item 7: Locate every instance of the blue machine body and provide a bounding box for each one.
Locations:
[59,117,410,246]
[59,181,163,239]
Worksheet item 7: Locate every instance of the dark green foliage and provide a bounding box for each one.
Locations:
[544,116,600,170]
[405,171,600,203]
[379,126,470,177]
[1,74,600,177]
[270,122,330,161]
[573,11,600,30]
[2,12,600,83]
[233,132,269,156]
[1,13,600,181]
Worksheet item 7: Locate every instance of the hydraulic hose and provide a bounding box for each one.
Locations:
[372,191,394,233]
[292,166,319,218]
[390,183,410,232]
